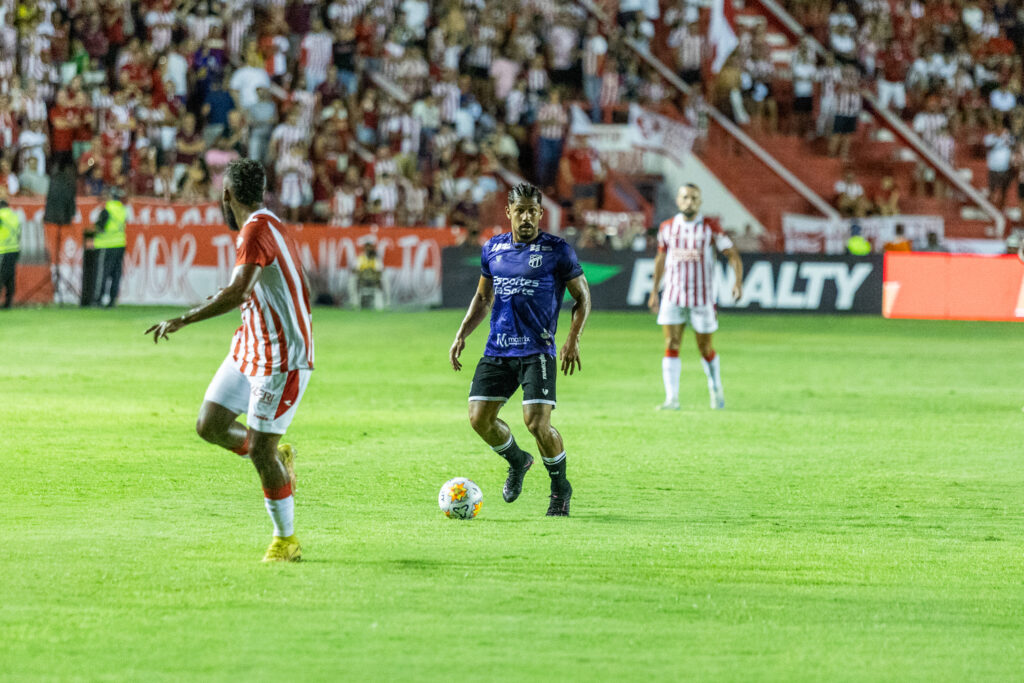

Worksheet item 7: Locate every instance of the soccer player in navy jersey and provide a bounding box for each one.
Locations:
[449,183,591,516]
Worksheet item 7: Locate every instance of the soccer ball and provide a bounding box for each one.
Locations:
[438,477,483,519]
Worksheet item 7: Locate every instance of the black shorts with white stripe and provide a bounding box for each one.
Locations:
[469,355,557,407]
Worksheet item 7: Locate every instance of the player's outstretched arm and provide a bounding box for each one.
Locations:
[450,276,494,371]
[647,251,666,313]
[724,247,744,301]
[560,274,591,376]
[145,264,262,343]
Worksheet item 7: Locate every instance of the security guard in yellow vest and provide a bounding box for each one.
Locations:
[93,188,128,307]
[846,223,872,256]
[0,199,20,309]
[351,240,389,310]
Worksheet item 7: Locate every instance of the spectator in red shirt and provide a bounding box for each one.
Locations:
[49,103,78,170]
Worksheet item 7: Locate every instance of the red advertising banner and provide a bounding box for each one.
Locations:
[882,252,1024,321]
[47,222,466,307]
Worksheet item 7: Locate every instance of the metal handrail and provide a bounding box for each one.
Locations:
[751,0,1006,236]
[624,39,841,220]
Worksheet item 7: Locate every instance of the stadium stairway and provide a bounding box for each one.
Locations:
[734,0,1000,239]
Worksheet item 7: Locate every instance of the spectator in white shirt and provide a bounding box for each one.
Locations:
[990,82,1018,113]
[984,124,1014,208]
[834,170,869,217]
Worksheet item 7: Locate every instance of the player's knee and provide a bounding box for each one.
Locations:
[468,406,493,435]
[523,413,549,437]
[195,415,219,443]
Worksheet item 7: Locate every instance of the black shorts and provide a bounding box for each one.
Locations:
[833,114,858,135]
[469,354,557,407]
[794,95,814,113]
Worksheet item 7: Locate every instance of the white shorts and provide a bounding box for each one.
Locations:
[203,355,312,435]
[657,301,719,333]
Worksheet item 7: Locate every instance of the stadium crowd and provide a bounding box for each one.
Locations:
[669,0,1024,211]
[0,0,688,235]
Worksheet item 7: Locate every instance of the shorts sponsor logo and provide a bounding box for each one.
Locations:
[494,333,532,348]
[540,355,547,381]
[253,387,278,406]
[529,254,543,268]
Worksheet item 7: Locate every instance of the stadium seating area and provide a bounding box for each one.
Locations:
[694,0,1024,220]
[0,0,675,237]
[4,0,1024,244]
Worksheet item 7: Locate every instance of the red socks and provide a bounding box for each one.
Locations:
[263,482,293,500]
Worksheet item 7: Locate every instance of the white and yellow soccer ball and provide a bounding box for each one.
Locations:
[438,478,483,519]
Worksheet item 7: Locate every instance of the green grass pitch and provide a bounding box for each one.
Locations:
[1,307,1022,681]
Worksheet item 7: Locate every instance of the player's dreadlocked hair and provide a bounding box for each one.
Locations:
[226,159,266,206]
[507,182,542,205]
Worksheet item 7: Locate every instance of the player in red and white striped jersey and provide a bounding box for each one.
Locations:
[647,184,743,411]
[146,159,313,563]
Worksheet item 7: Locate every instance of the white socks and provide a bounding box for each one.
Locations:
[264,495,295,538]
[662,355,681,403]
[701,353,722,396]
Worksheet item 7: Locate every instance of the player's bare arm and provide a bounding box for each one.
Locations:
[449,275,494,371]
[145,263,262,343]
[724,246,744,301]
[560,274,591,376]
[647,250,666,313]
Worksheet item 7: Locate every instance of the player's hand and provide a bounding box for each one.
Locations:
[449,336,465,371]
[559,336,581,376]
[647,290,660,314]
[145,317,186,344]
[732,281,743,302]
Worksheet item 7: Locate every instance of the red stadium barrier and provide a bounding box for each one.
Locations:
[883,252,1024,321]
[45,222,468,308]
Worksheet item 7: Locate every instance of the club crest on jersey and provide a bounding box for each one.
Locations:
[529,254,543,268]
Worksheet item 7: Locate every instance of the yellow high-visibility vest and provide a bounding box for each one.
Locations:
[93,200,127,249]
[847,235,871,255]
[0,207,20,255]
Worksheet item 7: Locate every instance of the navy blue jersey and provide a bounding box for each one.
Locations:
[481,231,584,357]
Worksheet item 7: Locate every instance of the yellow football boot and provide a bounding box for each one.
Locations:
[262,535,302,562]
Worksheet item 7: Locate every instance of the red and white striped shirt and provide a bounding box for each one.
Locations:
[537,102,567,140]
[145,10,177,53]
[300,31,334,79]
[527,68,548,94]
[22,95,47,125]
[186,14,222,43]
[231,209,315,376]
[583,35,607,77]
[600,71,621,107]
[657,213,733,307]
[835,89,862,117]
[432,81,460,123]
[668,28,703,70]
